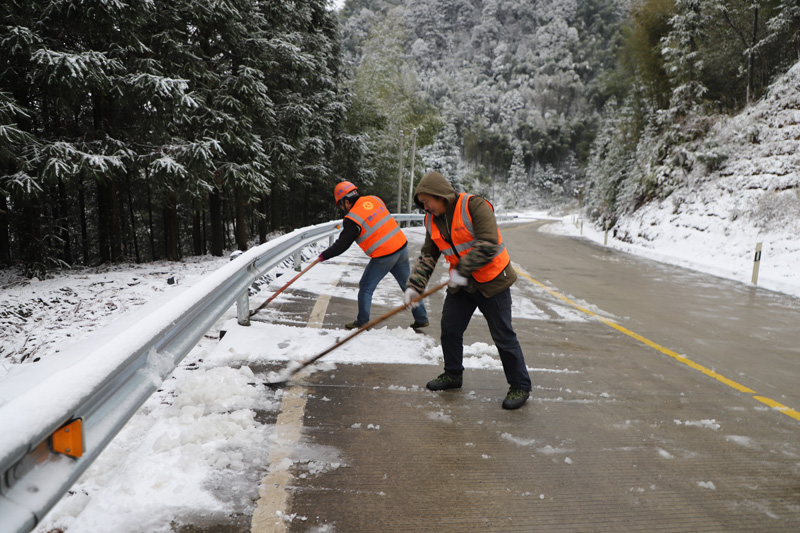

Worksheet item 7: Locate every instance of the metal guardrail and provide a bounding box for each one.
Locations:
[0,214,424,533]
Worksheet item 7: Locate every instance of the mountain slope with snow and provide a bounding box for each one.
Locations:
[607,61,800,295]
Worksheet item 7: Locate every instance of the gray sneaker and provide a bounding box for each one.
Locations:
[426,372,462,391]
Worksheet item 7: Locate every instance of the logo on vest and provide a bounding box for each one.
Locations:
[363,201,374,210]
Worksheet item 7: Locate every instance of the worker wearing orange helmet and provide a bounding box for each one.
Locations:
[318,181,429,330]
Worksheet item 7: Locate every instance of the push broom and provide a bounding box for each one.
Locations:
[265,280,449,385]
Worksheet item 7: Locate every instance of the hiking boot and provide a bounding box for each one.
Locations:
[344,320,362,330]
[426,372,462,391]
[409,320,429,329]
[502,388,530,410]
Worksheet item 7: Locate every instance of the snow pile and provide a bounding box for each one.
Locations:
[42,361,275,532]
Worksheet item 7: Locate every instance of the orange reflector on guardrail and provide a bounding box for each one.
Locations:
[51,419,83,458]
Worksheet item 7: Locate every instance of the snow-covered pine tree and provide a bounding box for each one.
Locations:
[345,9,441,204]
[419,121,461,191]
[762,0,800,75]
[661,0,708,116]
[585,91,650,226]
[143,0,269,258]
[0,90,35,266]
[257,0,349,231]
[116,2,199,263]
[503,141,529,211]
[2,0,161,273]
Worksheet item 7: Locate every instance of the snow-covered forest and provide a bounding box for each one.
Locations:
[1,0,799,278]
[340,0,799,211]
[1,0,350,277]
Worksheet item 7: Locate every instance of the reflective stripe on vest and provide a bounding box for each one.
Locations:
[346,196,407,257]
[425,193,509,283]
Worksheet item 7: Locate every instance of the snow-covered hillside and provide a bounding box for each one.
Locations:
[0,257,230,366]
[607,61,800,296]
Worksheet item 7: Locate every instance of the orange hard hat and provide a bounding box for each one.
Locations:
[334,181,357,204]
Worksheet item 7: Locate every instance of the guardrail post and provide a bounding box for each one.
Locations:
[236,290,250,326]
[230,251,250,326]
[293,249,302,272]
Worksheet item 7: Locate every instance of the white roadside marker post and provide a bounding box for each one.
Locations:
[751,242,763,286]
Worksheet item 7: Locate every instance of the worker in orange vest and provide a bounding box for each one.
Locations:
[319,181,429,330]
[403,171,531,409]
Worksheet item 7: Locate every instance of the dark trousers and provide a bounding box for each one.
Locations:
[357,245,428,326]
[440,287,532,391]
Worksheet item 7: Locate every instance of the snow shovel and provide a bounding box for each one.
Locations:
[250,257,322,318]
[265,279,449,386]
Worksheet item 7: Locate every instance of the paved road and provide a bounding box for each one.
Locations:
[504,220,800,413]
[245,221,800,532]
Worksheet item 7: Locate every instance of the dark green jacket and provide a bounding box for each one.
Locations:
[408,171,516,298]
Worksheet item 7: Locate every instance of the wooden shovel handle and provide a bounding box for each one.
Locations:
[250,257,321,317]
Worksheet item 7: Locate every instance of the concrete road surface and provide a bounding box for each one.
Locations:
[209,221,800,532]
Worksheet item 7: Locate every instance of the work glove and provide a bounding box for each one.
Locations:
[404,287,421,309]
[317,253,325,262]
[448,268,469,288]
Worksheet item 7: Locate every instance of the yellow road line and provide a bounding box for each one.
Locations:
[516,268,800,422]
[252,264,346,531]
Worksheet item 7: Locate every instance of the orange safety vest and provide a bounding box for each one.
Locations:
[425,193,509,283]
[345,196,407,258]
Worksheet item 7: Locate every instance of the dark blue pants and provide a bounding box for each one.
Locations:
[357,246,428,326]
[440,287,531,391]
